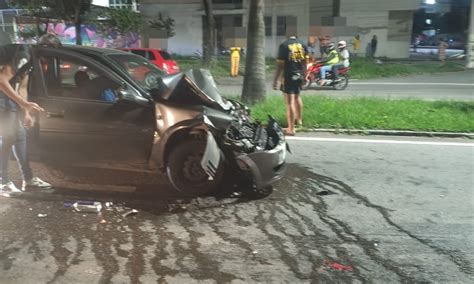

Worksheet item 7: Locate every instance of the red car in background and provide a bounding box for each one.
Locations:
[120,48,180,74]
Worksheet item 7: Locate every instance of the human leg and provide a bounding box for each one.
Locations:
[0,111,15,184]
[332,63,344,80]
[12,117,33,182]
[295,94,303,126]
[231,56,239,76]
[283,93,296,135]
[319,65,332,85]
[0,111,22,192]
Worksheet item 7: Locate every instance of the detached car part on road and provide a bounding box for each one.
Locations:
[25,45,287,196]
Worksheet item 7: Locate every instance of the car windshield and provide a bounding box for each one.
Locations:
[159,50,172,60]
[108,54,165,89]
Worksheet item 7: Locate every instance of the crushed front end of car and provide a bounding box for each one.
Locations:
[150,69,288,196]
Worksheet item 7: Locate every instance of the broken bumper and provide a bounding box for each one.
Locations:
[236,139,288,189]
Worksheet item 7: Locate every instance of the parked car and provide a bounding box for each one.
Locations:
[25,45,287,196]
[120,48,180,74]
[421,33,466,49]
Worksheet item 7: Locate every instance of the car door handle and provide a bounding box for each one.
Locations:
[46,111,65,118]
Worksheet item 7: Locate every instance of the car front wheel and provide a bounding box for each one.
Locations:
[166,139,224,196]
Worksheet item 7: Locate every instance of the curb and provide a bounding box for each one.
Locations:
[306,128,474,139]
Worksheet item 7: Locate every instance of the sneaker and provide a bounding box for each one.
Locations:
[22,177,52,191]
[0,182,22,193]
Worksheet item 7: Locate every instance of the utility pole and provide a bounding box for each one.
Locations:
[467,0,474,68]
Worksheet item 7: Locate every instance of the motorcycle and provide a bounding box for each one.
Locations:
[302,62,350,90]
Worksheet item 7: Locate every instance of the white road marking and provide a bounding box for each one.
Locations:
[351,82,474,86]
[286,137,474,147]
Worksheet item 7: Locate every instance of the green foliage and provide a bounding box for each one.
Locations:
[249,96,474,132]
[348,57,464,80]
[149,13,175,38]
[99,8,144,34]
[9,0,92,21]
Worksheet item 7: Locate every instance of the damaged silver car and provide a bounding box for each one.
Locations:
[27,45,287,196]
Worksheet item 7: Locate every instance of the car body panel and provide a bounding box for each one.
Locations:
[120,48,180,74]
[26,45,286,194]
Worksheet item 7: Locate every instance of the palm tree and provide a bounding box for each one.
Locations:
[241,0,266,105]
[202,0,216,68]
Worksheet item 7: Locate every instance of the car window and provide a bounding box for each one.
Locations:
[147,51,156,60]
[40,55,119,103]
[159,50,172,60]
[131,50,146,58]
[108,54,164,89]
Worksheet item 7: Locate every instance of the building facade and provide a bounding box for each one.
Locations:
[140,0,420,58]
[92,0,140,11]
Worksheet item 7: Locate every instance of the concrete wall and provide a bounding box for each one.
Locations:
[140,1,203,55]
[140,0,419,58]
[339,0,418,58]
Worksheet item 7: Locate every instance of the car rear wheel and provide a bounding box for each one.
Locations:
[166,139,224,197]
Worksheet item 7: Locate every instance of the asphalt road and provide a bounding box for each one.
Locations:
[1,134,473,283]
[216,69,474,101]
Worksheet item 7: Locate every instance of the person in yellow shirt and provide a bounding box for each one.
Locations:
[230,47,241,77]
[352,34,360,55]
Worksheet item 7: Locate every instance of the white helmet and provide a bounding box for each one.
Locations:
[338,40,347,48]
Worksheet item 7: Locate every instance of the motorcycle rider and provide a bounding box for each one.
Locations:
[332,40,350,82]
[317,42,339,86]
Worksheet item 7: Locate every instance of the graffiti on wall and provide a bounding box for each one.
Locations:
[15,18,140,48]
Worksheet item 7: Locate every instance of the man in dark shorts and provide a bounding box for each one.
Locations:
[273,35,309,136]
[0,34,61,193]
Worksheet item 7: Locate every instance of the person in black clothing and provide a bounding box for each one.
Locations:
[370,35,378,58]
[0,34,61,193]
[273,36,309,136]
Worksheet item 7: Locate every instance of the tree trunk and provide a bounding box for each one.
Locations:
[241,0,266,105]
[202,0,215,68]
[74,1,83,45]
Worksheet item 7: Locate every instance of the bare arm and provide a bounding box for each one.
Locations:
[273,60,284,90]
[0,65,43,112]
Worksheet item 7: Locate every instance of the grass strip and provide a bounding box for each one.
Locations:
[175,56,464,80]
[249,96,474,133]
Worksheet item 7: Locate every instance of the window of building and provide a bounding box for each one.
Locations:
[233,15,243,27]
[109,0,134,9]
[265,16,272,37]
[276,16,286,36]
[212,0,243,9]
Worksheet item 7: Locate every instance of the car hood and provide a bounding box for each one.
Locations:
[152,69,233,111]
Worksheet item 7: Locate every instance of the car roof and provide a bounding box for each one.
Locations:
[62,44,129,56]
[121,47,167,52]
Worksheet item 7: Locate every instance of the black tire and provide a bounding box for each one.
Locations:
[166,139,224,196]
[333,74,349,90]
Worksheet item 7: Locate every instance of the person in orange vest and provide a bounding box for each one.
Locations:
[230,46,241,77]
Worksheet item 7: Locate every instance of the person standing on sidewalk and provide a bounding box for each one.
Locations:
[273,35,309,136]
[370,35,378,58]
[230,46,241,77]
[438,38,449,66]
[0,34,61,193]
[351,34,360,56]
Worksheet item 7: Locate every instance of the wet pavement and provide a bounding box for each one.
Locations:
[1,135,473,283]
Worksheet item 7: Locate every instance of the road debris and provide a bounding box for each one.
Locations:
[71,201,102,213]
[122,209,138,218]
[37,213,47,218]
[323,260,353,272]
